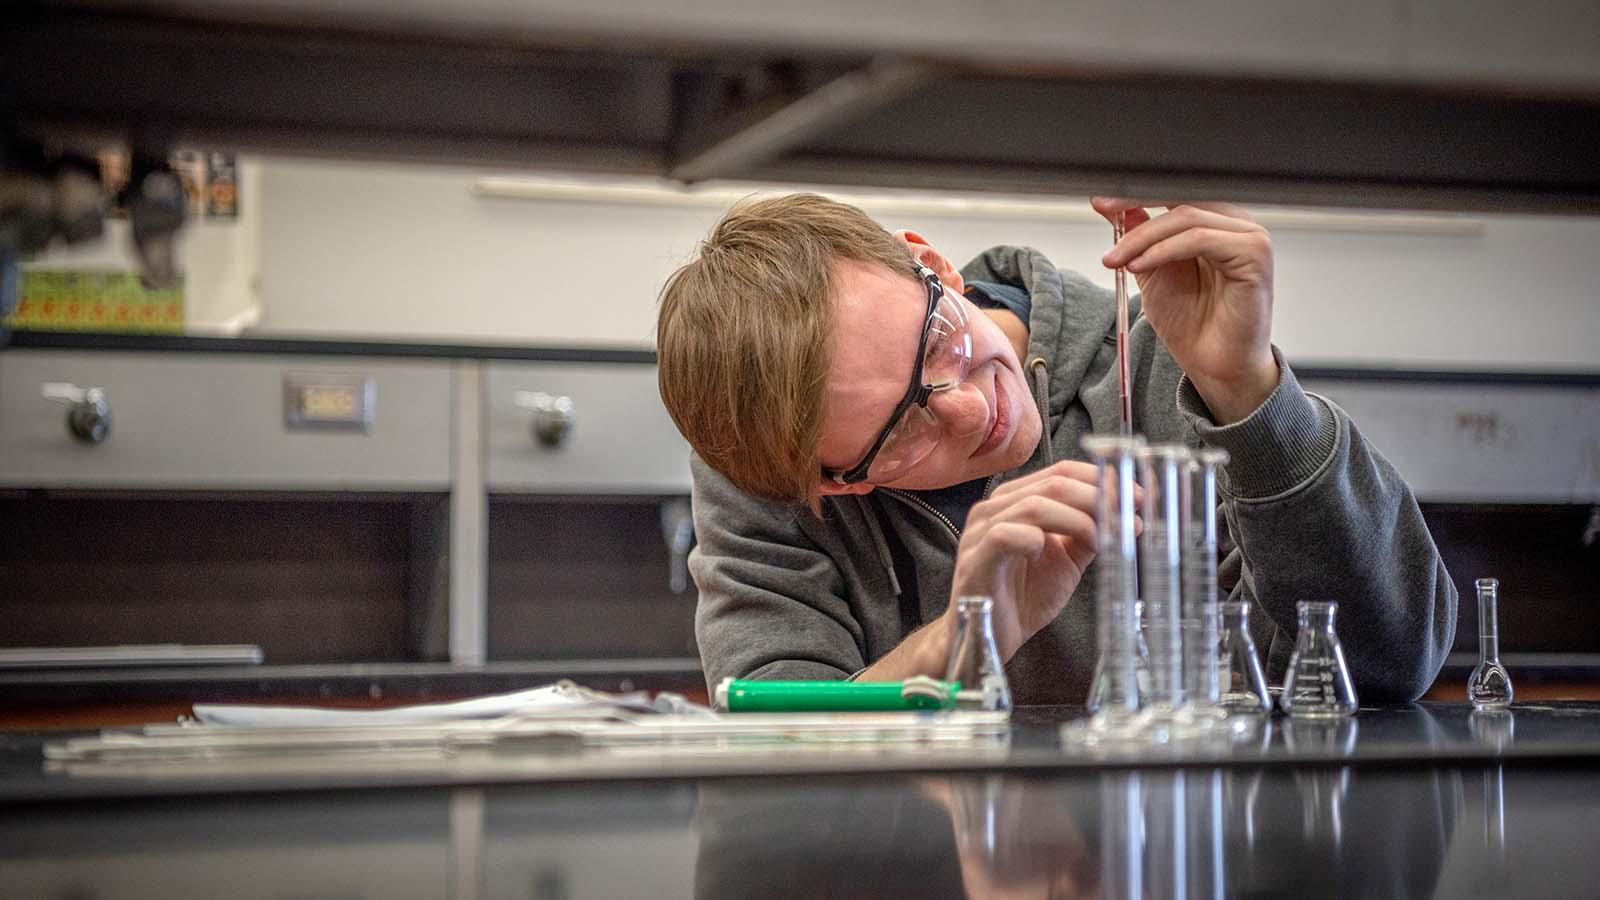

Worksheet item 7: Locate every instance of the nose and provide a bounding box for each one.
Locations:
[927,381,989,439]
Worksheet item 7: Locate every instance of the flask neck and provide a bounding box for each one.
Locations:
[950,597,1003,675]
[1296,602,1338,635]
[1476,581,1502,662]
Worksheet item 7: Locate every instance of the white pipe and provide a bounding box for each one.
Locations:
[472,176,1486,237]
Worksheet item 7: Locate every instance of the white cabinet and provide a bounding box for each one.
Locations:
[484,362,690,494]
[0,350,453,490]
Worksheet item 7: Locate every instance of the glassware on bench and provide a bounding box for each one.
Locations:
[1138,444,1189,721]
[1280,601,1358,719]
[1180,448,1230,726]
[1218,601,1273,715]
[1468,577,1513,710]
[945,595,1012,712]
[1082,434,1145,734]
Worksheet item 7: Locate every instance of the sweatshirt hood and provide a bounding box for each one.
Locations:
[959,244,1135,440]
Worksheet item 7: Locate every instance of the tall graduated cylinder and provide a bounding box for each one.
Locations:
[1083,435,1144,723]
[1138,444,1189,716]
[1182,448,1230,719]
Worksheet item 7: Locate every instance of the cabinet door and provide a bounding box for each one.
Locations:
[1300,379,1600,503]
[485,362,690,493]
[0,350,452,489]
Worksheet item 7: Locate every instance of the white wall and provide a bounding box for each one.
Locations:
[28,154,1588,371]
[254,158,1600,371]
[258,161,717,347]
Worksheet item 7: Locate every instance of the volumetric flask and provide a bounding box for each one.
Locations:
[1468,577,1513,710]
[1280,601,1358,719]
[1138,444,1188,717]
[945,595,1013,711]
[1082,434,1144,728]
[1218,601,1272,715]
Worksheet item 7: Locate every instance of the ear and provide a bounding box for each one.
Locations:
[816,479,875,497]
[893,229,966,295]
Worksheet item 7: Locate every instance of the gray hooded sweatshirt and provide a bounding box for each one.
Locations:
[688,246,1458,705]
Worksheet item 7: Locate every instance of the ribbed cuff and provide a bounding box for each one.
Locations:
[1175,347,1338,500]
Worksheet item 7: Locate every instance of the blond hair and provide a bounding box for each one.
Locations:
[657,193,917,508]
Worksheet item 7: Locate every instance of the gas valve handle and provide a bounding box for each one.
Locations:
[42,382,111,443]
[43,382,93,404]
[513,390,575,447]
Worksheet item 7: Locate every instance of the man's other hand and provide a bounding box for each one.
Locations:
[951,460,1129,661]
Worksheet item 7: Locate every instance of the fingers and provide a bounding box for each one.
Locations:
[973,494,1098,550]
[987,459,1097,501]
[953,522,1048,596]
[1062,525,1098,575]
[1103,205,1264,269]
[1092,196,1255,222]
[1122,225,1271,277]
[963,458,1151,589]
[986,459,1144,511]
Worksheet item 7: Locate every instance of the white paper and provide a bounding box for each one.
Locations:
[191,683,657,727]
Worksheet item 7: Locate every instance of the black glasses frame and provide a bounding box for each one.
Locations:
[829,265,946,485]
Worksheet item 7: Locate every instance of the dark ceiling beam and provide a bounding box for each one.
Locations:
[667,59,930,184]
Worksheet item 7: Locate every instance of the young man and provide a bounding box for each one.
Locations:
[657,194,1456,705]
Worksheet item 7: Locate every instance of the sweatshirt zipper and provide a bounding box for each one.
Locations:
[883,488,962,539]
[882,474,999,543]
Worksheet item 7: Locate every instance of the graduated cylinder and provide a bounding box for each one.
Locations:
[1181,448,1230,719]
[1138,444,1189,716]
[1083,434,1144,723]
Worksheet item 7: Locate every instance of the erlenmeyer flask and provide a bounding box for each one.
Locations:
[1218,601,1272,715]
[1280,601,1358,718]
[945,595,1012,711]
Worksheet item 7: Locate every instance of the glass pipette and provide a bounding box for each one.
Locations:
[1114,210,1133,435]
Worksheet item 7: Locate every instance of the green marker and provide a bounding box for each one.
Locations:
[716,676,964,712]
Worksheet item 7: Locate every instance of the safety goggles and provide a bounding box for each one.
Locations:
[828,265,975,485]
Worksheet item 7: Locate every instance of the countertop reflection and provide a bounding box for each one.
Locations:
[697,764,1467,900]
[5,758,1596,899]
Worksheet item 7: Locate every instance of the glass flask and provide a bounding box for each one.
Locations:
[1467,577,1513,710]
[1082,434,1144,727]
[1138,444,1188,717]
[1218,601,1273,715]
[1280,601,1358,719]
[944,595,1012,711]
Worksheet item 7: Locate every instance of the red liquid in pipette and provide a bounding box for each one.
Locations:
[1114,211,1133,434]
